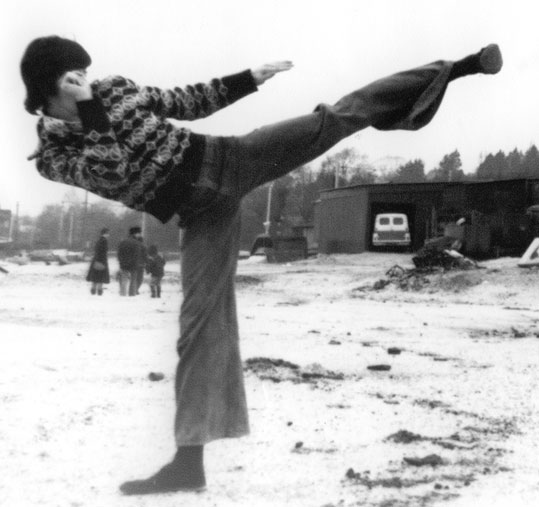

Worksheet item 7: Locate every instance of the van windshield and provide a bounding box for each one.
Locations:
[393,217,404,225]
[379,217,390,225]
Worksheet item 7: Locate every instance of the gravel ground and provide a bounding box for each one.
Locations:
[0,252,538,507]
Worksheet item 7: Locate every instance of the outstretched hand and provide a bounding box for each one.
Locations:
[252,61,294,86]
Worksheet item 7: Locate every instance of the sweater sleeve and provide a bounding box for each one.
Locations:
[138,70,258,120]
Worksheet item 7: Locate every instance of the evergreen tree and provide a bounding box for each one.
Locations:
[391,159,426,183]
[428,150,464,182]
[521,145,539,178]
[506,148,524,179]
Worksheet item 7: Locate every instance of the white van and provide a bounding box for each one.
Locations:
[372,213,411,247]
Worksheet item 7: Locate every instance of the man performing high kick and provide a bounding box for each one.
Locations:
[20,36,502,494]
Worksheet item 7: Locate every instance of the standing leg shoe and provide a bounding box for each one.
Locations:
[479,44,503,74]
[119,462,206,495]
[119,446,206,495]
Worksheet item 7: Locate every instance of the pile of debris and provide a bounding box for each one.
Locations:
[243,357,345,384]
[355,242,480,293]
[411,236,477,270]
[386,250,479,291]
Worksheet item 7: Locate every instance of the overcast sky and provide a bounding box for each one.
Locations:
[1,0,538,216]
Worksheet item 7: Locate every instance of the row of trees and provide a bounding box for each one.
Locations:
[384,144,539,184]
[11,144,539,253]
[15,196,181,253]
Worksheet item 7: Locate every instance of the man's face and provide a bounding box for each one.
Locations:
[56,68,87,88]
[48,69,89,120]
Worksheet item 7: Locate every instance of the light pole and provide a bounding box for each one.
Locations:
[264,182,274,235]
[141,211,147,238]
[60,198,79,249]
[81,191,89,251]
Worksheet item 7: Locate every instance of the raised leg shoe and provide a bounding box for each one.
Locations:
[479,44,503,74]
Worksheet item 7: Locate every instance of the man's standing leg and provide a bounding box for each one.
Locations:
[120,198,247,494]
[175,199,248,445]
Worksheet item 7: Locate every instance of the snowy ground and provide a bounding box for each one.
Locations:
[0,252,538,507]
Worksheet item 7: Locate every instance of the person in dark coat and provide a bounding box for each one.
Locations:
[86,227,110,295]
[146,244,166,298]
[117,226,144,296]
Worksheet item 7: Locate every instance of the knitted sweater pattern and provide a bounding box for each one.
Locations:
[34,71,257,217]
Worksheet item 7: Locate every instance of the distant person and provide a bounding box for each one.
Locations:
[86,227,110,295]
[21,34,503,495]
[135,234,147,295]
[146,244,166,298]
[117,226,143,296]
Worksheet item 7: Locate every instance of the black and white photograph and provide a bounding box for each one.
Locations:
[1,1,538,506]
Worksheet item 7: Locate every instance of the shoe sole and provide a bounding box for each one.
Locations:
[120,483,206,495]
[479,44,503,74]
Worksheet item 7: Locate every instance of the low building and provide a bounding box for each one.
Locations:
[316,178,539,257]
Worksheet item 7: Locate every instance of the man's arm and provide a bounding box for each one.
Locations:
[139,61,293,121]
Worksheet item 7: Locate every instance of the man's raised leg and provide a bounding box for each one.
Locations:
[220,45,502,197]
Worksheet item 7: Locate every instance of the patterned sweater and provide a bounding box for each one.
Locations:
[33,70,258,223]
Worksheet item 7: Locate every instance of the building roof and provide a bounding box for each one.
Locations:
[320,177,539,196]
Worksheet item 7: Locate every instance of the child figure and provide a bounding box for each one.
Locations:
[146,245,166,298]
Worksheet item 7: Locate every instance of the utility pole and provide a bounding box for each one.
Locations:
[335,162,346,189]
[264,182,274,235]
[9,202,19,244]
[141,212,147,238]
[60,197,79,249]
[68,209,75,249]
[58,205,65,245]
[81,190,89,251]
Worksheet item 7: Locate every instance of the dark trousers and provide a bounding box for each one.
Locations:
[174,59,453,445]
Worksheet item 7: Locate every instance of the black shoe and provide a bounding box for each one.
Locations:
[479,44,503,74]
[120,459,206,495]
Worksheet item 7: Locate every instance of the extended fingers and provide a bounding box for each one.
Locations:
[266,61,294,74]
[253,61,294,85]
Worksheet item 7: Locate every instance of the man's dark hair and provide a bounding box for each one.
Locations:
[20,35,91,114]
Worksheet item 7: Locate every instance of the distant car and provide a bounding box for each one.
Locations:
[372,213,411,248]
